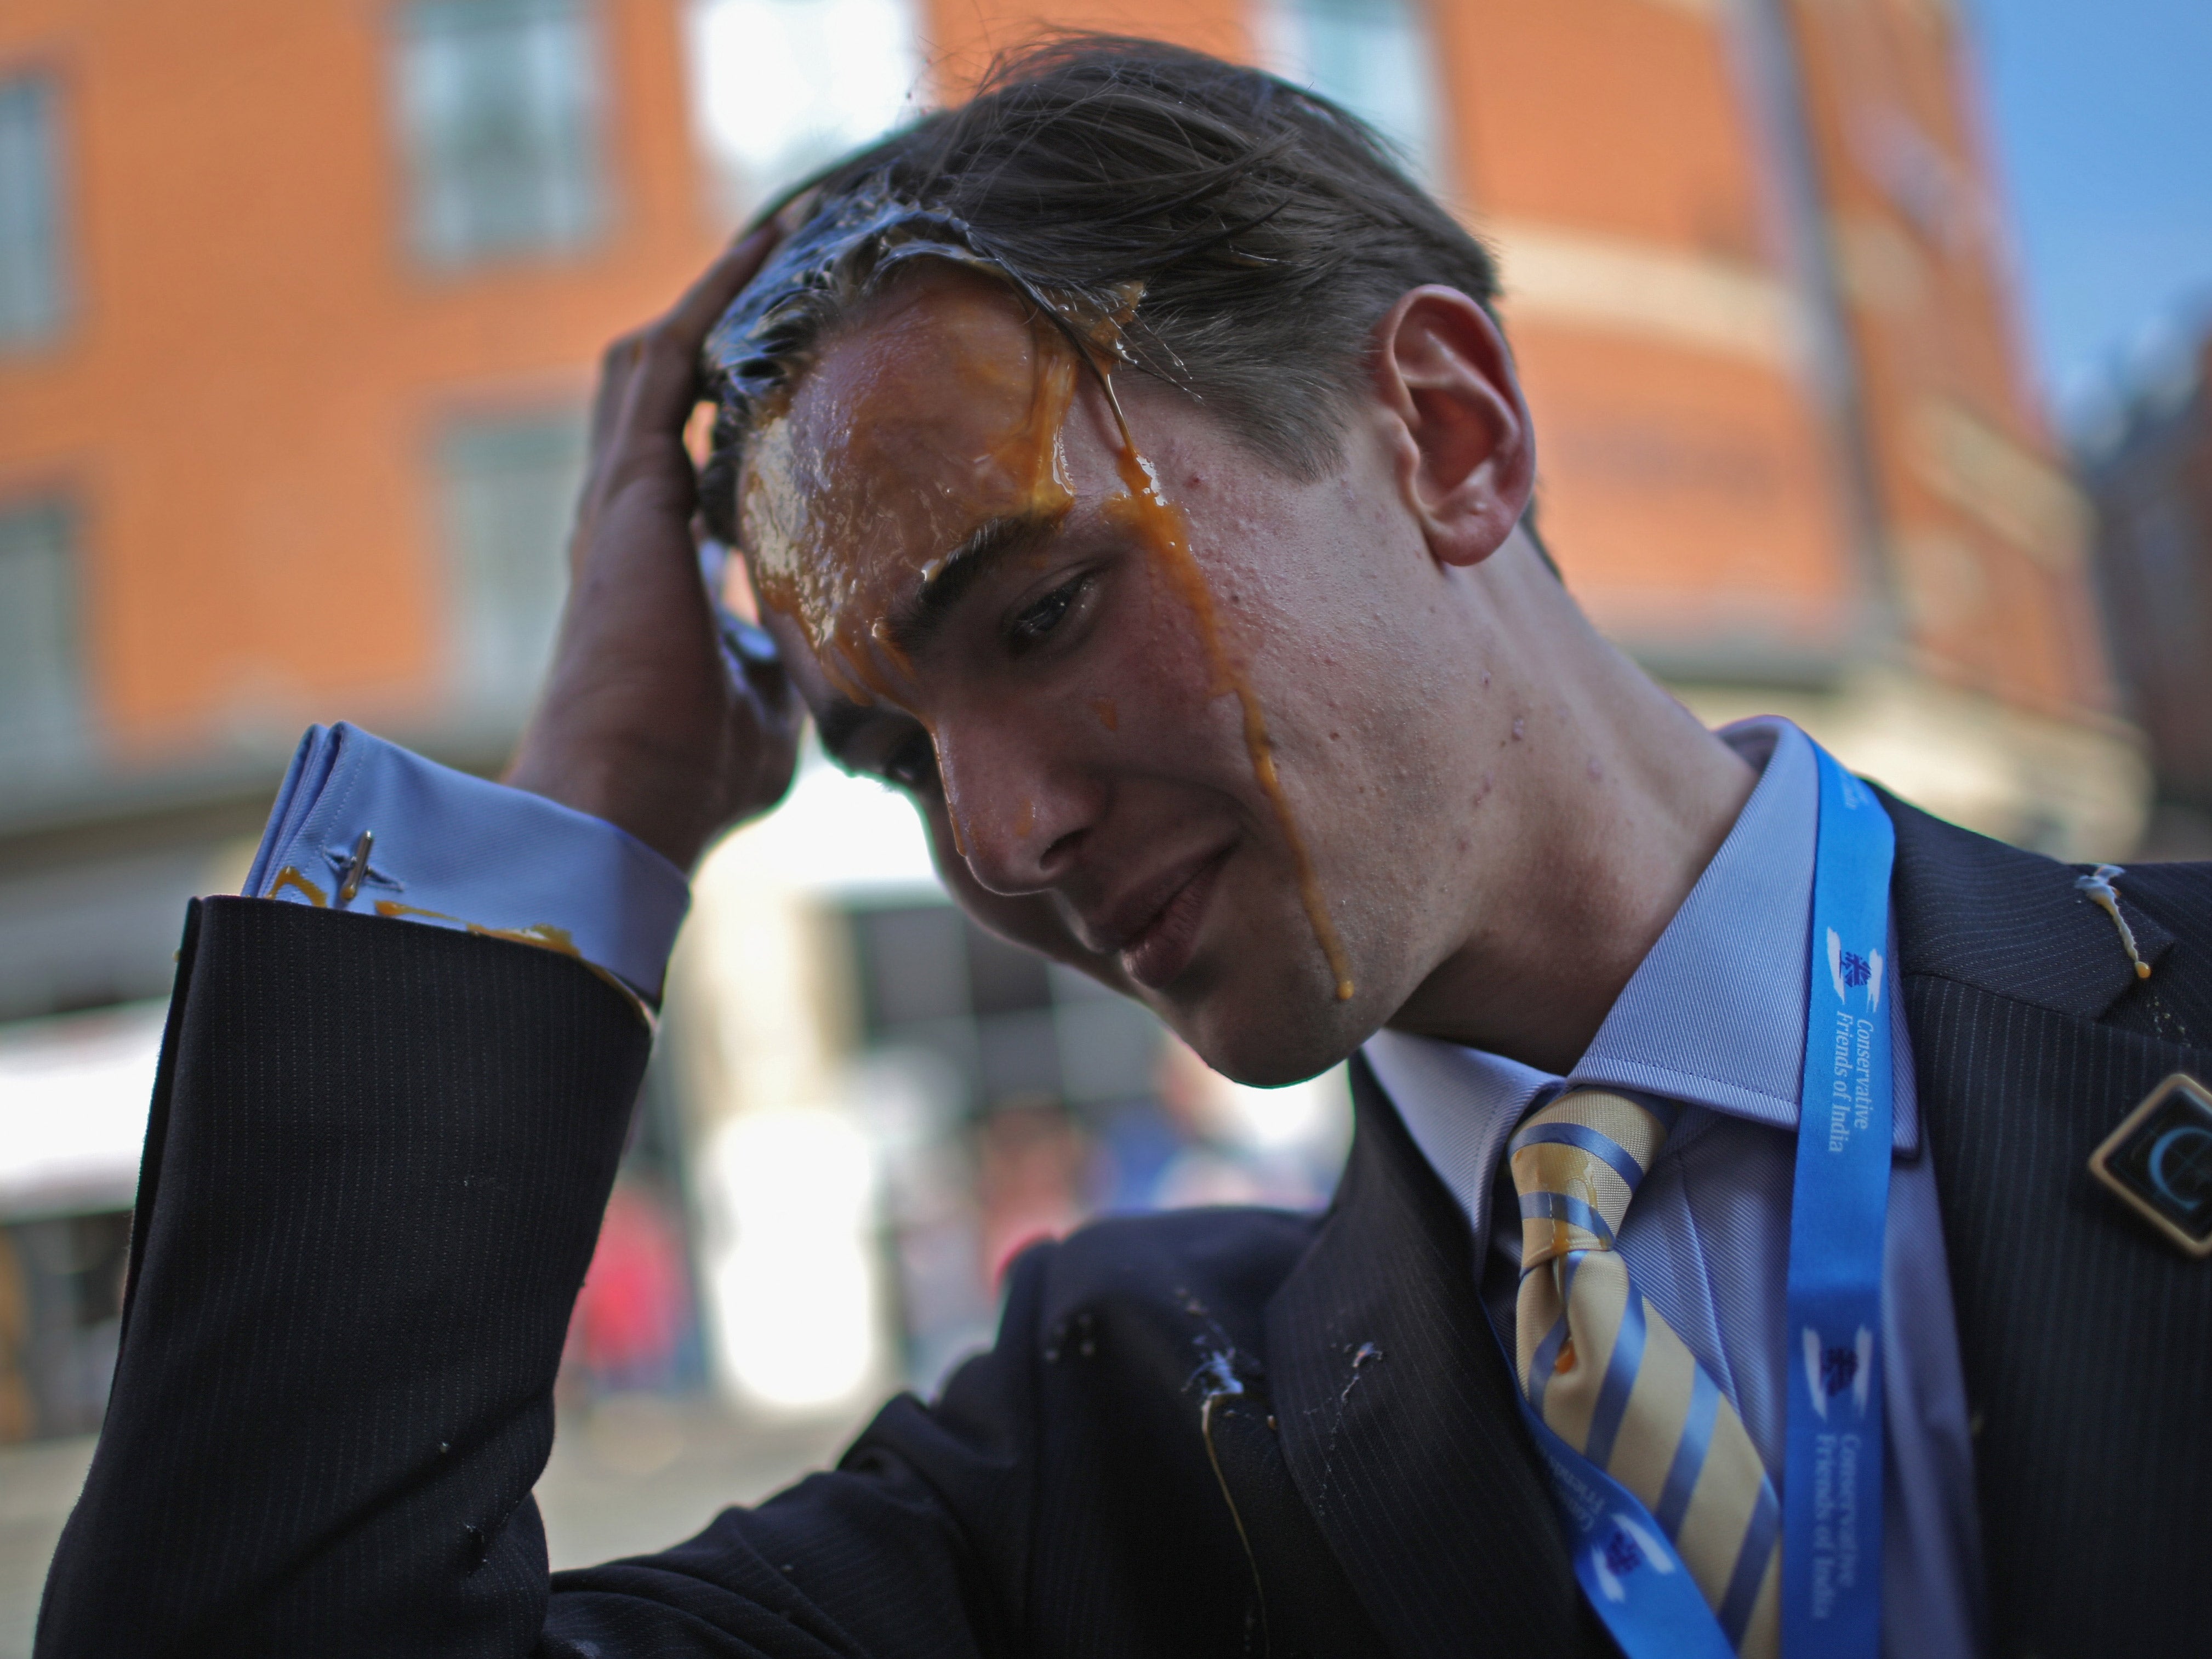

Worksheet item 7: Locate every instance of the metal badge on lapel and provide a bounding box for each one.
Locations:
[2089,1073,2212,1258]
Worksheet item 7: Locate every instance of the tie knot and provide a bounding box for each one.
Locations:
[1510,1088,1676,1273]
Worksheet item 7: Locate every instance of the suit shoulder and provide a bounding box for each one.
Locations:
[1029,1203,1319,1298]
[999,1204,1320,1366]
[1881,789,2205,1024]
[2106,857,2212,923]
[2101,859,2212,1042]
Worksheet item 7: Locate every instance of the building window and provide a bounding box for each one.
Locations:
[685,0,917,221]
[0,1211,132,1443]
[0,498,87,775]
[0,73,66,347]
[837,896,1350,1389]
[1257,0,1446,187]
[395,0,606,268]
[435,413,585,714]
[845,903,1168,1121]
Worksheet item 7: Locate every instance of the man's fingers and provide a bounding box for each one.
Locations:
[620,226,786,434]
[589,331,647,457]
[670,224,783,343]
[586,225,782,464]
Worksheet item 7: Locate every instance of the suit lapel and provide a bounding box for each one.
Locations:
[1262,1057,1603,1657]
[1888,797,2212,1653]
[1884,788,2174,1016]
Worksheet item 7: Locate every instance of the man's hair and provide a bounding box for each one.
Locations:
[700,35,1505,532]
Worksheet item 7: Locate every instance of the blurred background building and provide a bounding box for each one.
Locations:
[2081,326,2212,860]
[0,0,2194,1616]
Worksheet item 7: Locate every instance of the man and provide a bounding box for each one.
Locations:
[37,37,2212,1659]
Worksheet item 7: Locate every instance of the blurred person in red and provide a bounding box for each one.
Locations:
[972,1095,1092,1289]
[565,1180,688,1396]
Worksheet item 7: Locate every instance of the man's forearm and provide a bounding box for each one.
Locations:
[36,899,651,1658]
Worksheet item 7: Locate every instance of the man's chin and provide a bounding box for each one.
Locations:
[1160,976,1372,1090]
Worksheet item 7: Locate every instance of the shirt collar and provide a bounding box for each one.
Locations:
[1366,716,1915,1222]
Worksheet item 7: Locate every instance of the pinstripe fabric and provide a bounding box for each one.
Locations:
[1909,976,2212,1657]
[1264,1060,1609,1657]
[1886,797,2212,1658]
[39,898,653,1657]
[41,900,1393,1658]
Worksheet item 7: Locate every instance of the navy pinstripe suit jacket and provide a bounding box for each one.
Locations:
[35,797,2212,1658]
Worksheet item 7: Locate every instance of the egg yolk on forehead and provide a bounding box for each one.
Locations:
[736,265,1354,1002]
[738,270,1079,708]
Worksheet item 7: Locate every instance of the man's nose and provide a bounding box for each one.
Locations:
[934,721,1098,897]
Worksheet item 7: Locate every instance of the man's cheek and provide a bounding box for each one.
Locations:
[952,872,1098,977]
[922,800,1107,974]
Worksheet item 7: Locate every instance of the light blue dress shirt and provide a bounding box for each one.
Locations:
[1364,716,1986,1658]
[246,723,689,1002]
[246,714,1985,1653]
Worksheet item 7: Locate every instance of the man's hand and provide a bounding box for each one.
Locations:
[506,230,801,871]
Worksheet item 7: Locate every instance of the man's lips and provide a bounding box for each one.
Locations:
[1095,848,1232,991]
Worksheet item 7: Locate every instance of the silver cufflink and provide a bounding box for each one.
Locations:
[333,830,375,911]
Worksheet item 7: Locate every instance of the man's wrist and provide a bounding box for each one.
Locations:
[504,736,717,874]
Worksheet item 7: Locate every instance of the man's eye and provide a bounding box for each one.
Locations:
[1008,577,1085,648]
[880,731,940,795]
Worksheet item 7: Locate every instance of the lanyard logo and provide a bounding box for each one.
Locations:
[1784,745,1895,1659]
[1589,1513,1679,1603]
[1800,1325,1875,1421]
[1826,928,1883,1010]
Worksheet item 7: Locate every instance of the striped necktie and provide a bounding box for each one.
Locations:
[1512,1089,1782,1657]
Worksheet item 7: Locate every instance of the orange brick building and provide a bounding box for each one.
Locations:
[0,0,2135,863]
[0,0,2145,1027]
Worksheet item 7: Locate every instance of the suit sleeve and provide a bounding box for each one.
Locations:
[34,898,1026,1658]
[541,1273,1041,1658]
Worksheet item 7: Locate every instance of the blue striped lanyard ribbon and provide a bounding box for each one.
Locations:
[1501,742,1893,1657]
[1778,745,1892,1658]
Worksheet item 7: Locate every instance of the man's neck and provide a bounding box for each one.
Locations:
[1384,578,1758,1076]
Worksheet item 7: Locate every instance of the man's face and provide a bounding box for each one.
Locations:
[741,264,1504,1084]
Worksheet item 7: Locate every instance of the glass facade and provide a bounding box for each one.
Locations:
[685,0,918,219]
[0,73,65,347]
[0,499,85,778]
[397,0,607,267]
[435,412,587,714]
[1258,0,1445,186]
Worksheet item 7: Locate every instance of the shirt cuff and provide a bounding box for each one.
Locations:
[243,724,691,1004]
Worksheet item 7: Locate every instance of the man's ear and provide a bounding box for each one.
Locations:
[1370,286,1535,568]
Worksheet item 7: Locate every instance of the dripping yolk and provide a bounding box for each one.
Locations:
[736,263,1354,1003]
[739,266,1078,709]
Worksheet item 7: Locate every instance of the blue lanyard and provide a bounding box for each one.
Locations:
[1779,745,1893,1657]
[1500,741,1893,1657]
[1506,1382,1742,1658]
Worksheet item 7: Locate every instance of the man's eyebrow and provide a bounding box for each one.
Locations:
[887,509,1062,659]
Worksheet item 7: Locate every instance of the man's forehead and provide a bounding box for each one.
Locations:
[765,265,1079,571]
[795,265,1044,436]
[739,259,1085,704]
